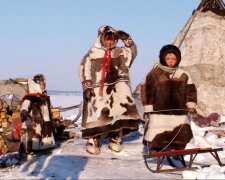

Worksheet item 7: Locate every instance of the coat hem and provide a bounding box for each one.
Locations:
[82,119,140,139]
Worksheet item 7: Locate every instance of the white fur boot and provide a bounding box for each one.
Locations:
[108,137,123,152]
[86,138,101,155]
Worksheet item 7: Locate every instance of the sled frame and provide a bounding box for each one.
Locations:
[143,147,224,173]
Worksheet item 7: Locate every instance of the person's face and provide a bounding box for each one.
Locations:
[40,80,46,91]
[104,38,117,49]
[164,53,177,68]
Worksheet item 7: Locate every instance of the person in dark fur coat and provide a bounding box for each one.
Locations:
[141,44,197,152]
[79,25,140,155]
[19,74,55,155]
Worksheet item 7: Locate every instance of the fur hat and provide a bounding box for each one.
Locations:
[159,44,181,66]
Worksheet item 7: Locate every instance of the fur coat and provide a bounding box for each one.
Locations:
[141,45,197,151]
[20,75,55,154]
[79,26,140,139]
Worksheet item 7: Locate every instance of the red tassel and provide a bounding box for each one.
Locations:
[99,49,111,96]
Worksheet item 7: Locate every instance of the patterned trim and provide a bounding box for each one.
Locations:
[82,80,93,90]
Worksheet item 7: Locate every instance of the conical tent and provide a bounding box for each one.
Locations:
[196,0,225,15]
[173,0,225,115]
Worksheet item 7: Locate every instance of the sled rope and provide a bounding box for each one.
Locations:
[148,109,193,152]
[146,124,184,153]
[159,123,184,152]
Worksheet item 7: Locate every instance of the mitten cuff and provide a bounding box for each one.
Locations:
[82,80,93,91]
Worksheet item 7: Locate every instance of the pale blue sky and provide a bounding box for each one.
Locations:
[0,0,200,91]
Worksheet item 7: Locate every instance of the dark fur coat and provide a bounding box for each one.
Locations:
[141,64,197,150]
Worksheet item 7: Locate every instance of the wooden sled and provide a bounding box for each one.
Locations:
[55,101,83,124]
[143,147,224,173]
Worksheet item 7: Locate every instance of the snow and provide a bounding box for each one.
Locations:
[0,94,225,179]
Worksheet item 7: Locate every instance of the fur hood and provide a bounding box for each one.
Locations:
[28,74,46,93]
[93,25,118,49]
[159,44,181,67]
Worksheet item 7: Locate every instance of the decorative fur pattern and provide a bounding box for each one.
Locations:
[79,26,140,139]
[141,66,197,113]
[20,75,55,153]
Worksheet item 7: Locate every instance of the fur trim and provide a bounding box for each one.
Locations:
[186,102,197,109]
[143,105,153,112]
[82,119,139,139]
[95,25,118,49]
[159,44,181,66]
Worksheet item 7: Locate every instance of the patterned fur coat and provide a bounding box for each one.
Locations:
[20,75,55,154]
[79,26,140,139]
[141,45,197,151]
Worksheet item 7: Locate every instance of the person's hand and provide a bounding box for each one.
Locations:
[116,30,130,40]
[83,88,96,101]
[20,109,29,122]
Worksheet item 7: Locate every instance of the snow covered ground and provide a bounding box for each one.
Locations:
[0,93,225,179]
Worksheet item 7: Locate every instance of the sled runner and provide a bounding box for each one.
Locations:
[143,147,224,173]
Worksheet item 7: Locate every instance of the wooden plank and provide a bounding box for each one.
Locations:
[149,147,222,157]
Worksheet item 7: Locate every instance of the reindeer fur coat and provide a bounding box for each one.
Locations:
[79,26,140,139]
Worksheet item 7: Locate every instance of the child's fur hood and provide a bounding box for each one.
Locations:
[159,44,181,67]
